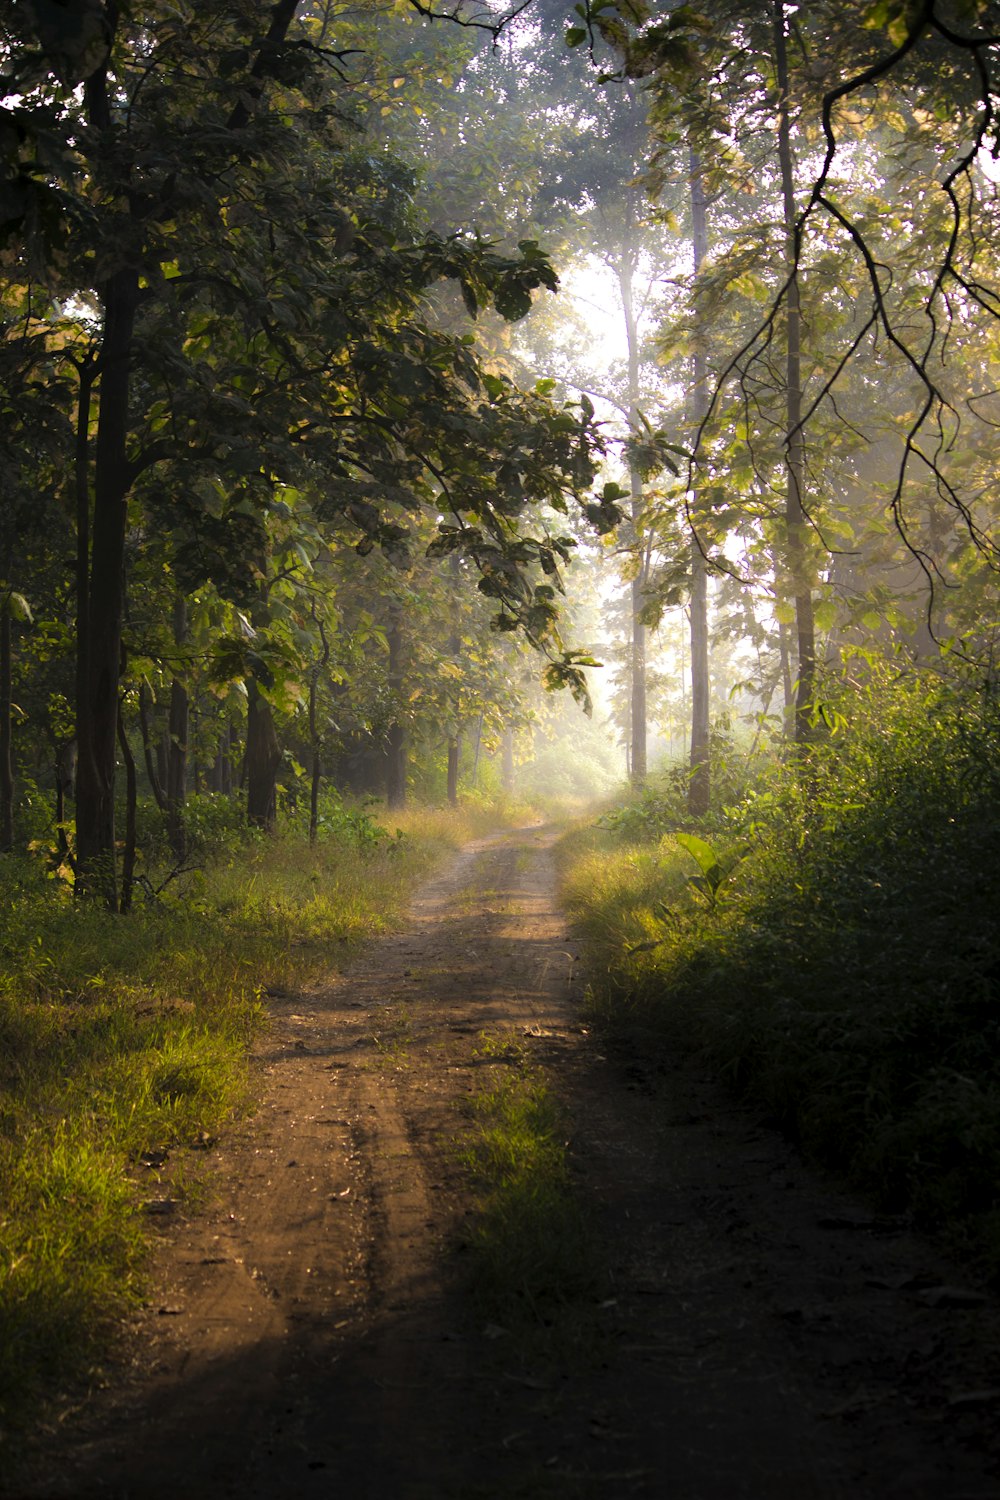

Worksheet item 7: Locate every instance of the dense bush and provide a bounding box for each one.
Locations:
[562,666,1000,1273]
[597,715,774,842]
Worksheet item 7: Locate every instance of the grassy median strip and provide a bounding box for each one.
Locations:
[457,1032,599,1345]
[0,803,484,1443]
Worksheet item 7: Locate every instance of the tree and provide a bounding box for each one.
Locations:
[2,1,611,902]
[625,0,1000,690]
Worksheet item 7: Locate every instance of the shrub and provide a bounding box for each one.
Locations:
[563,664,1000,1274]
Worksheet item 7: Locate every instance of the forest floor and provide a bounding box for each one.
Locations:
[11,825,1000,1499]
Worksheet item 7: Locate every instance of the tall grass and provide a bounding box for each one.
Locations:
[0,800,485,1438]
[561,667,1000,1274]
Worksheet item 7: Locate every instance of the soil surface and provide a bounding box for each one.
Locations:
[14,826,1000,1499]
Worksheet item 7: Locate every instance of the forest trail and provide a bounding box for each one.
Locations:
[17,827,1000,1499]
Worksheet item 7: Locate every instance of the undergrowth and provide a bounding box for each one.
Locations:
[0,799,486,1443]
[561,666,1000,1277]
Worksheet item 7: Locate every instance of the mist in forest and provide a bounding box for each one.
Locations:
[5,0,1000,841]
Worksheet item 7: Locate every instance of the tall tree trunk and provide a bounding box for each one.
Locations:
[246,679,281,830]
[620,239,647,789]
[165,594,188,861]
[210,722,234,796]
[775,0,817,745]
[0,609,13,851]
[471,713,483,787]
[385,606,406,810]
[73,5,302,905]
[688,149,711,817]
[447,735,460,806]
[75,264,138,909]
[308,613,331,844]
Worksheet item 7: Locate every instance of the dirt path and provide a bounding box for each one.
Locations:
[17,827,1000,1499]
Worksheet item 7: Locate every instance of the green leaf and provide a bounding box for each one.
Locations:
[565,26,588,46]
[675,830,720,880]
[813,599,838,632]
[4,592,33,623]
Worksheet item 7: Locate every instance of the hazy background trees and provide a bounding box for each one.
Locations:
[3,0,1000,894]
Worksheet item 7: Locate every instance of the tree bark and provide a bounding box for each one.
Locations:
[75,263,138,909]
[688,149,711,816]
[775,0,817,746]
[246,679,281,830]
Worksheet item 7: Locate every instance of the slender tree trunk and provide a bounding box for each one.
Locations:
[210,722,233,796]
[309,744,321,841]
[246,679,281,830]
[775,0,817,745]
[308,614,331,844]
[447,735,460,806]
[471,712,483,787]
[385,606,406,810]
[117,703,137,914]
[688,149,711,816]
[620,242,647,789]
[0,610,13,851]
[165,594,188,861]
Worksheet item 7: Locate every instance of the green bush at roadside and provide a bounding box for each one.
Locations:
[561,666,1000,1274]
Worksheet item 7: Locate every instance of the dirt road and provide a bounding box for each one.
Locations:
[18,827,1000,1498]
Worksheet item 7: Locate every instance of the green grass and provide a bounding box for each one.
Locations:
[457,1032,600,1344]
[0,802,486,1444]
[560,671,1000,1278]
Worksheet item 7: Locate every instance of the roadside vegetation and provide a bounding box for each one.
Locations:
[561,664,1000,1276]
[458,1030,601,1350]
[0,794,500,1436]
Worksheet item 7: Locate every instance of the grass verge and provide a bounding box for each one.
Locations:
[0,801,484,1448]
[456,1031,600,1352]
